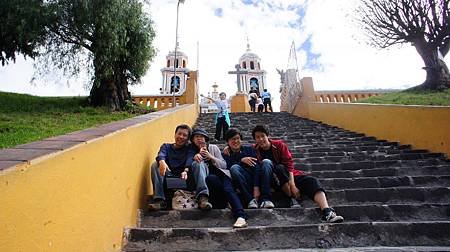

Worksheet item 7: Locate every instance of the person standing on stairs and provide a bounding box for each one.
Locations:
[248,88,258,112]
[200,92,230,141]
[222,128,274,209]
[190,128,230,212]
[252,125,344,223]
[147,124,195,211]
[261,89,273,112]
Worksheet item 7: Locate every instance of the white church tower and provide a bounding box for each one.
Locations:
[238,41,267,94]
[160,44,190,94]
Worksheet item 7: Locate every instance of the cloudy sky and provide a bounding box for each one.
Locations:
[0,0,448,110]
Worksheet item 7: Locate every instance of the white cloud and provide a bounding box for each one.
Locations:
[0,0,448,109]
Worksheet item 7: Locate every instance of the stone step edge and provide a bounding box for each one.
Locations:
[126,220,450,232]
[143,202,450,216]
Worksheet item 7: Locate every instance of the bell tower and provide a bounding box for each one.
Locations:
[160,44,190,94]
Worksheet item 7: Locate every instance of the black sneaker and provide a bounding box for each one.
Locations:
[198,195,212,211]
[321,208,344,223]
[148,199,167,211]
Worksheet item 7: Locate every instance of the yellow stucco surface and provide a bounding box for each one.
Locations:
[0,104,198,252]
[230,94,251,112]
[304,103,450,156]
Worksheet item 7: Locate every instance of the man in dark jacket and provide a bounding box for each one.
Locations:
[147,124,195,210]
[220,128,274,209]
[252,125,344,223]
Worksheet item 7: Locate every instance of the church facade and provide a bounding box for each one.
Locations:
[237,43,267,94]
[160,45,190,95]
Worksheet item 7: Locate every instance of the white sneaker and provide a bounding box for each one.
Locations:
[260,200,275,209]
[247,199,259,209]
[233,217,248,228]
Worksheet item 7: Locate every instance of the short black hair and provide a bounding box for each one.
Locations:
[252,125,269,139]
[264,89,267,92]
[224,128,242,142]
[175,124,192,138]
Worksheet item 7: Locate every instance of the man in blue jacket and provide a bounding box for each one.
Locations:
[147,124,195,210]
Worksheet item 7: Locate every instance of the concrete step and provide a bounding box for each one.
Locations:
[123,221,450,251]
[319,175,450,189]
[139,203,450,228]
[312,165,450,178]
[311,186,450,206]
[303,158,448,171]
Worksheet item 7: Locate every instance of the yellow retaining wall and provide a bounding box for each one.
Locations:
[0,104,198,252]
[304,103,450,156]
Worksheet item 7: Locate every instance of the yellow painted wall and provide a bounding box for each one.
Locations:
[230,94,251,112]
[0,104,198,252]
[304,103,450,156]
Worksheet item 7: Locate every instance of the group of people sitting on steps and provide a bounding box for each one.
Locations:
[147,124,344,228]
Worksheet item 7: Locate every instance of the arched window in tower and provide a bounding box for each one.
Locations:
[167,60,170,67]
[170,76,181,93]
[250,61,255,70]
[176,59,179,68]
[242,62,247,69]
[250,78,259,93]
[258,62,260,70]
[183,60,186,68]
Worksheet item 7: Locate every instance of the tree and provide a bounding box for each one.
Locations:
[40,0,156,110]
[0,0,49,66]
[357,0,450,90]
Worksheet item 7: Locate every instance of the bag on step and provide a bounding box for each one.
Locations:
[172,190,197,210]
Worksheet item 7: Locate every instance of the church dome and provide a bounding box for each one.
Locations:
[167,49,188,59]
[239,44,260,61]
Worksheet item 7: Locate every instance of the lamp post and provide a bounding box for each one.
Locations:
[173,0,185,107]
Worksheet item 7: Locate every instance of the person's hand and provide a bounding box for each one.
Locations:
[290,184,300,199]
[193,153,203,163]
[253,187,261,200]
[200,147,212,160]
[181,170,188,180]
[241,157,257,167]
[222,146,230,156]
[159,161,170,176]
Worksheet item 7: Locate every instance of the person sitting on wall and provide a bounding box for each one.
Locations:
[147,124,195,211]
[251,124,344,223]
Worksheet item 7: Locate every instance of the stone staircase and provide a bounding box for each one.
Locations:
[123,112,450,251]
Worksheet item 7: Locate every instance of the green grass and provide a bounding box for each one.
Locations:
[0,91,153,149]
[356,88,450,106]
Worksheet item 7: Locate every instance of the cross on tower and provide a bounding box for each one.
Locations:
[228,64,248,93]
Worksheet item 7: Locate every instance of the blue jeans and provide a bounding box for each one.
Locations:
[230,163,272,203]
[206,174,246,219]
[150,161,209,200]
[190,161,210,198]
[260,159,290,201]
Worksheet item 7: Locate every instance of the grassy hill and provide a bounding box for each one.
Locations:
[0,92,149,149]
[357,88,450,106]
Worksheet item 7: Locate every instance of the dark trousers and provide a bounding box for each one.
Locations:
[206,174,246,219]
[249,99,256,112]
[215,116,229,141]
[263,98,272,112]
